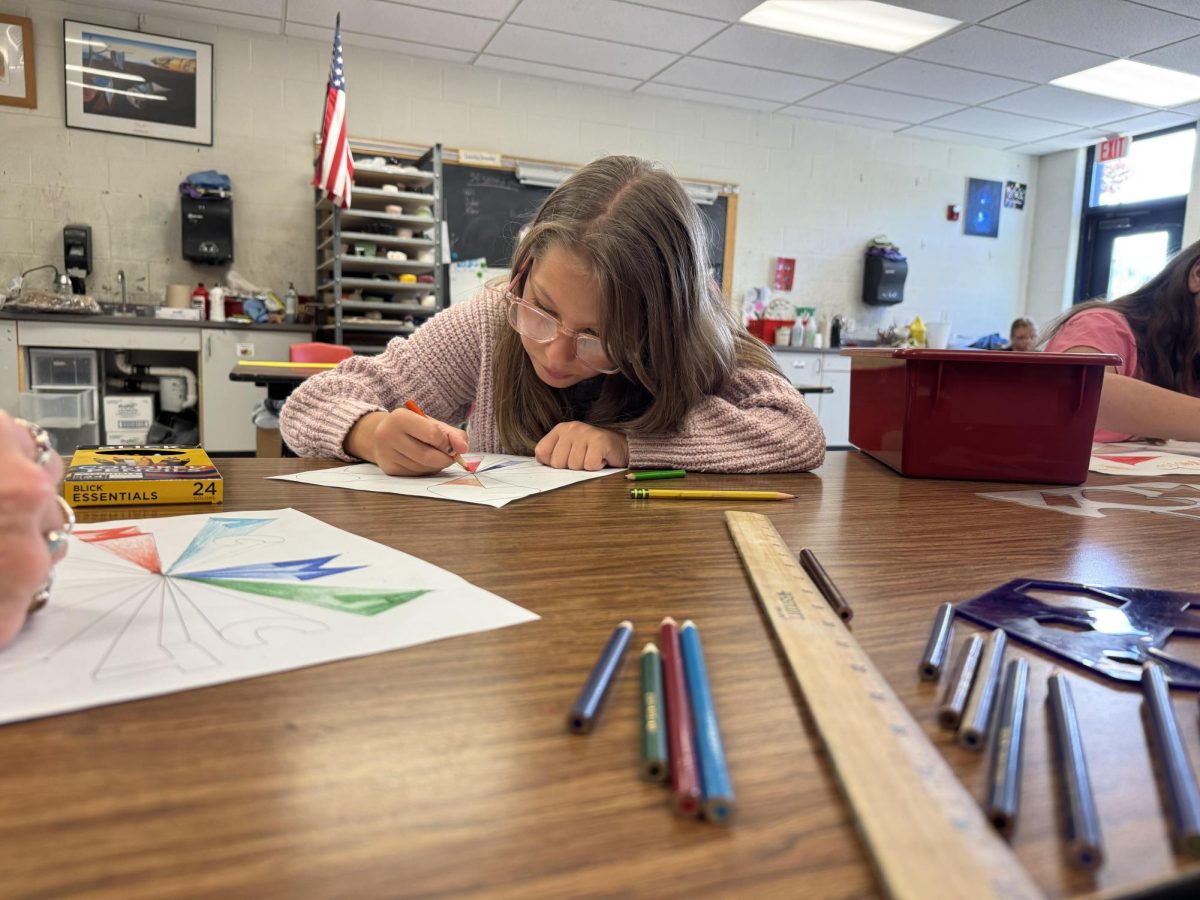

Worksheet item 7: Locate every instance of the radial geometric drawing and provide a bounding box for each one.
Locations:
[0,508,538,726]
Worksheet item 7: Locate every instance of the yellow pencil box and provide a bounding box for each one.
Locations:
[63,445,223,508]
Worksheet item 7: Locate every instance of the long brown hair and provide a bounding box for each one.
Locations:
[491,155,778,454]
[1043,238,1200,395]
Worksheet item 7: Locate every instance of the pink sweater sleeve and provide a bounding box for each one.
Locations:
[1044,308,1138,376]
[625,366,826,473]
[280,299,489,460]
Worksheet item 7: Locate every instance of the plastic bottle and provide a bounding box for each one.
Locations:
[284,282,298,323]
[191,282,209,318]
[909,315,927,348]
[208,285,226,322]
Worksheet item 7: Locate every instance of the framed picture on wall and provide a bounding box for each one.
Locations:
[0,14,37,109]
[63,19,213,145]
[963,178,1002,238]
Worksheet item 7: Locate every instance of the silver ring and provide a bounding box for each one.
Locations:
[45,496,75,556]
[13,417,54,466]
[29,572,53,615]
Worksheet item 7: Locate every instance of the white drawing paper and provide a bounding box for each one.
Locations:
[271,453,622,508]
[979,481,1200,520]
[0,508,537,726]
[1091,443,1200,475]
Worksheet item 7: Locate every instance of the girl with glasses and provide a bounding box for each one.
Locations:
[282,155,826,474]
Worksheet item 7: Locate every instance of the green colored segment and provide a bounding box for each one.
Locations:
[641,644,669,783]
[179,577,427,616]
[630,469,686,481]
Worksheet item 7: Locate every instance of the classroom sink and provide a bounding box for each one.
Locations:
[97,300,156,318]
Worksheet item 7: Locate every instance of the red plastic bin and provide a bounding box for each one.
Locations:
[844,348,1120,485]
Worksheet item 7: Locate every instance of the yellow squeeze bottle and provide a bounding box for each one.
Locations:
[909,315,926,348]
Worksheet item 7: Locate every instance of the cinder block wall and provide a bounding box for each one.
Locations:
[0,0,1036,339]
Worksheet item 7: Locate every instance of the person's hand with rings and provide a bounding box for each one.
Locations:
[0,411,73,648]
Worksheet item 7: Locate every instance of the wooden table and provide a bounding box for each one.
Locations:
[228,361,333,400]
[4,453,1199,897]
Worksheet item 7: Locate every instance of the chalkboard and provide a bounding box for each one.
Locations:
[443,162,731,286]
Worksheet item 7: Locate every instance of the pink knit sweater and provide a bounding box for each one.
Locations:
[281,291,826,473]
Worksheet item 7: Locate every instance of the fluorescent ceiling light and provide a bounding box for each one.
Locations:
[1051,59,1200,108]
[740,0,959,53]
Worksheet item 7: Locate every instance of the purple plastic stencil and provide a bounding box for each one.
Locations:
[955,579,1200,690]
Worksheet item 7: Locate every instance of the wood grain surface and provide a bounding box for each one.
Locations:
[3,452,1199,898]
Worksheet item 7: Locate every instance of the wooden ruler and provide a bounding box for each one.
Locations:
[725,512,1043,900]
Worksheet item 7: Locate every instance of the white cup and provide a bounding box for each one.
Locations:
[926,320,951,349]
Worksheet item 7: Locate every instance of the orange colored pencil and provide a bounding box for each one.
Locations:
[403,399,478,481]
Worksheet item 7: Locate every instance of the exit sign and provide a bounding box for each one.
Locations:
[1097,134,1131,162]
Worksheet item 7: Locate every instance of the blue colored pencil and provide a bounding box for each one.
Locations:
[567,620,633,734]
[679,619,735,823]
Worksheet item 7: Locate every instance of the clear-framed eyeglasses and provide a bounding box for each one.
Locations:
[502,291,619,374]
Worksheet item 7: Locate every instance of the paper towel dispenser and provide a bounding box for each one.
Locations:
[63,224,92,293]
[863,255,907,306]
[181,196,233,264]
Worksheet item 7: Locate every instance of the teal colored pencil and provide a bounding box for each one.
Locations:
[640,643,669,783]
[680,620,735,823]
[625,469,686,481]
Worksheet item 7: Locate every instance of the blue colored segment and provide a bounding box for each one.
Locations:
[168,517,274,573]
[680,621,734,821]
[177,554,365,582]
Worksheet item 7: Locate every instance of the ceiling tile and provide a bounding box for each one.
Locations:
[923,107,1076,141]
[984,0,1200,57]
[850,59,1030,104]
[288,0,496,51]
[796,84,963,124]
[157,0,282,16]
[96,0,284,31]
[652,57,830,103]
[486,23,678,79]
[285,22,475,63]
[984,86,1154,127]
[1131,0,1200,17]
[900,125,1016,148]
[885,1,1028,23]
[1006,128,1108,154]
[476,54,641,91]
[509,0,724,53]
[387,0,518,17]
[637,82,785,112]
[1135,35,1200,78]
[1096,110,1197,134]
[692,24,890,80]
[780,107,906,132]
[630,0,762,21]
[911,26,1112,81]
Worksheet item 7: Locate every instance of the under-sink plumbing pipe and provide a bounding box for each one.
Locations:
[111,352,198,410]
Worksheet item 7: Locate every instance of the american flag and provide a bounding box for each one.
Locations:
[314,15,353,208]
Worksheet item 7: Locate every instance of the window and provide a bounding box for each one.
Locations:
[1076,125,1196,303]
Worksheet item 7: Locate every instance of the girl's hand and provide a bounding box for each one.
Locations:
[0,412,67,648]
[347,409,469,476]
[535,422,628,470]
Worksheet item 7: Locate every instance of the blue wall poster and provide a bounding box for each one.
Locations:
[964,177,1002,238]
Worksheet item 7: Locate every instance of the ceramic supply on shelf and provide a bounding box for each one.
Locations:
[386,250,408,261]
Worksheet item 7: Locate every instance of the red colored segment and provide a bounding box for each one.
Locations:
[1097,454,1157,466]
[75,526,163,574]
[465,460,481,473]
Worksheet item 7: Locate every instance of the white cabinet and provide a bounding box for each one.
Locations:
[772,350,852,448]
[200,328,297,452]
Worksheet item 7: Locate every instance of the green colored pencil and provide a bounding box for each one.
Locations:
[625,469,686,481]
[640,643,669,783]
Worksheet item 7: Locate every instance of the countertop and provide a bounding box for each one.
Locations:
[0,310,314,333]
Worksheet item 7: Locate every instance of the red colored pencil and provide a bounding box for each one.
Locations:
[659,616,701,817]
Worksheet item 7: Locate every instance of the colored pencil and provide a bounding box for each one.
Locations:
[236,359,337,369]
[659,616,702,817]
[640,643,669,783]
[1047,670,1103,870]
[959,628,1007,750]
[985,658,1029,835]
[630,488,795,501]
[918,602,955,681]
[798,548,853,622]
[403,399,479,482]
[938,634,983,731]
[680,620,735,823]
[625,469,686,481]
[1140,662,1200,857]
[566,620,633,734]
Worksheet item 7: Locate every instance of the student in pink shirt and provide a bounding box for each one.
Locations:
[282,156,826,474]
[1044,239,1200,442]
